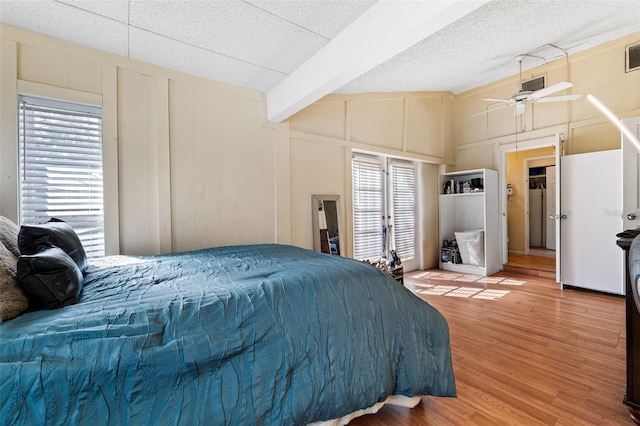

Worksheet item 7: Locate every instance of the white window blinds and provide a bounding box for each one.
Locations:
[352,155,384,261]
[390,160,416,262]
[352,154,417,265]
[18,95,105,257]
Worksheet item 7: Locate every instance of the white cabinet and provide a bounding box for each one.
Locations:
[439,169,500,276]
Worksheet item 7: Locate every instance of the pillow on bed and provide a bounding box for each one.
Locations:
[19,218,87,273]
[0,242,29,322]
[455,230,484,266]
[0,215,20,258]
[17,246,84,309]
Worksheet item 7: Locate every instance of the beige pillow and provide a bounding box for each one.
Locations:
[0,241,29,322]
[0,215,20,258]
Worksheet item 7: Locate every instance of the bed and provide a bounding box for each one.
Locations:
[1,237,455,425]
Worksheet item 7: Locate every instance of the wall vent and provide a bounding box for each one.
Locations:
[626,42,640,72]
[521,76,545,92]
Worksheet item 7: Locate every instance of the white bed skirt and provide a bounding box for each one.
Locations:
[308,395,422,426]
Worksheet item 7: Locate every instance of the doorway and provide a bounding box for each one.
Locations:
[524,157,556,254]
[352,153,419,271]
[497,135,560,276]
[505,148,556,273]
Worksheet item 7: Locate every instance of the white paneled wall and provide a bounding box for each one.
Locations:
[0,25,277,255]
[169,80,276,252]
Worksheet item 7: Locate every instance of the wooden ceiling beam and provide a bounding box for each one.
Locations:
[266,0,489,123]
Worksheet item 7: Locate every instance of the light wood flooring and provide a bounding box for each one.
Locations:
[350,269,629,425]
[504,253,556,279]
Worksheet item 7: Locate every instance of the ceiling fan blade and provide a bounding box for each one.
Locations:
[535,94,583,103]
[528,81,574,100]
[482,98,513,104]
[470,103,513,117]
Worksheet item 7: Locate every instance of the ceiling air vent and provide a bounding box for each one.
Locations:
[626,42,640,72]
[521,76,545,92]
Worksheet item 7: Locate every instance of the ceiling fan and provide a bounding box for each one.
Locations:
[473,55,582,117]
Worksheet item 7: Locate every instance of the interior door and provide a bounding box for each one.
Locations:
[546,166,556,250]
[622,117,640,231]
[554,138,561,283]
[559,149,624,294]
[529,189,543,247]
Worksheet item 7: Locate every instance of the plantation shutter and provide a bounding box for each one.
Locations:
[18,95,105,257]
[352,154,384,261]
[389,160,416,262]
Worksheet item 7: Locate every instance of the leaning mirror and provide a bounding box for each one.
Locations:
[312,194,341,256]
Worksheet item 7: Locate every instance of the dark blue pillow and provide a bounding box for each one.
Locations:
[17,246,83,309]
[18,218,87,273]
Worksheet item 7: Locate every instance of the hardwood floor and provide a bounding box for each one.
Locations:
[351,269,628,425]
[504,253,556,279]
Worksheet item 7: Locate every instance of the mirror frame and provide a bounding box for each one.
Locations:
[311,194,342,256]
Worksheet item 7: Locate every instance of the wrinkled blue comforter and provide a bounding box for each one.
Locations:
[1,244,455,425]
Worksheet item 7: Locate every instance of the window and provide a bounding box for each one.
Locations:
[389,160,417,262]
[18,95,105,257]
[352,154,417,267]
[352,155,385,261]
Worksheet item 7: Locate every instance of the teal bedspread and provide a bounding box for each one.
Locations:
[0,244,455,425]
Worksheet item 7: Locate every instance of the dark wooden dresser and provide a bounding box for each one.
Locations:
[617,234,640,424]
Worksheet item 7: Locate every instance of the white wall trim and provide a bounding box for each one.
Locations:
[291,129,443,165]
[17,79,102,105]
[495,134,559,267]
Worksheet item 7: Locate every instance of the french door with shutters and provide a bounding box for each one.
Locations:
[352,154,418,271]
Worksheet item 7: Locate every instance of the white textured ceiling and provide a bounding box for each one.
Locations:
[1,0,639,113]
[340,0,640,94]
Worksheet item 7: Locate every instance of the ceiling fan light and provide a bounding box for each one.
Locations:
[515,103,526,116]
